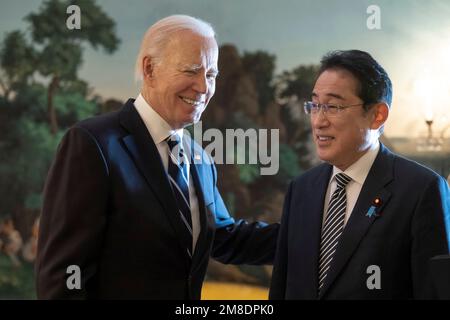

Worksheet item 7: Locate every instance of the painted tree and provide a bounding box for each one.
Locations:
[242,51,276,113]
[276,65,320,169]
[0,1,120,283]
[25,0,120,134]
[0,31,36,101]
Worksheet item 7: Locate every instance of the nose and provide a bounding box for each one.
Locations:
[311,108,330,129]
[192,73,208,94]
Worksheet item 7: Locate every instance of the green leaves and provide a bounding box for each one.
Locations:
[38,42,82,79]
[0,116,62,214]
[238,164,260,184]
[0,0,119,218]
[26,0,120,53]
[0,31,36,99]
[277,65,320,101]
[278,144,301,181]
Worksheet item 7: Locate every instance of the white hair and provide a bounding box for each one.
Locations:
[134,15,216,82]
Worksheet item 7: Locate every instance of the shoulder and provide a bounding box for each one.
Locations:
[60,101,132,148]
[57,104,126,168]
[291,162,330,190]
[75,108,123,139]
[391,152,443,184]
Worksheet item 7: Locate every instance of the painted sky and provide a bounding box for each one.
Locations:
[1,0,450,137]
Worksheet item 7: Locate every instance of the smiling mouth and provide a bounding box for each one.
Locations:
[180,96,204,107]
[316,135,335,142]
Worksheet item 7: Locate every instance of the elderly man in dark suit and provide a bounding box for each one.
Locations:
[269,50,450,300]
[36,15,278,299]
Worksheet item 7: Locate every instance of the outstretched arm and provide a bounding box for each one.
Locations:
[208,161,279,265]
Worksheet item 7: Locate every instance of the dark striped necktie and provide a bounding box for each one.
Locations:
[166,134,193,256]
[318,172,352,294]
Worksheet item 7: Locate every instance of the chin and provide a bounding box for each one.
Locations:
[178,117,196,128]
[316,149,333,163]
[191,112,204,123]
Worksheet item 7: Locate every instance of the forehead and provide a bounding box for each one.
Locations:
[162,31,218,69]
[313,68,360,100]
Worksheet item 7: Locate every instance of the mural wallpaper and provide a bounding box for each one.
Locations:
[1,0,449,299]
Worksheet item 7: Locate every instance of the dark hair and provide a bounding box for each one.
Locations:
[319,50,392,111]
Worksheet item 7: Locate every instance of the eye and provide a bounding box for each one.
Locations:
[184,70,197,75]
[327,105,340,113]
[207,73,217,80]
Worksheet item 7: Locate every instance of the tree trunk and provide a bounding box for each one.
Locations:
[0,79,11,101]
[47,75,59,135]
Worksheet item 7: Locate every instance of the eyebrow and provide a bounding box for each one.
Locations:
[311,92,345,100]
[183,63,202,70]
[180,63,219,74]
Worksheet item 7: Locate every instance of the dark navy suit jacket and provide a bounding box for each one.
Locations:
[36,99,278,299]
[270,144,450,299]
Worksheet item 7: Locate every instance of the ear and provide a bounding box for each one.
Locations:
[142,56,154,80]
[370,102,389,130]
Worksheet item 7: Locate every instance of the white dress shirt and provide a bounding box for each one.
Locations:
[134,94,201,253]
[323,141,380,227]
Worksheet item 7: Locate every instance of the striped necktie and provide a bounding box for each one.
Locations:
[318,172,352,294]
[166,134,193,256]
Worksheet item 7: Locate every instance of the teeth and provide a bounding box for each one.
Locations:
[318,136,333,141]
[181,97,203,106]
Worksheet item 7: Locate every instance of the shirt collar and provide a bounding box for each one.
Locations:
[133,93,183,144]
[331,141,380,185]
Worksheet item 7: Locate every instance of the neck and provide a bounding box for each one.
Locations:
[140,89,179,130]
[334,140,379,171]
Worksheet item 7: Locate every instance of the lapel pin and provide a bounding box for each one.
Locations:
[366,206,377,218]
[194,154,201,161]
[373,197,382,207]
[366,197,382,218]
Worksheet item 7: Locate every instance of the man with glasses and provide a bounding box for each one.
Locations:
[269,50,450,299]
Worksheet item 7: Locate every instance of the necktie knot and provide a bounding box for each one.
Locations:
[166,134,185,160]
[335,173,351,189]
[166,134,181,151]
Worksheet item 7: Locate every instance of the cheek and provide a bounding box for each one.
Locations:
[344,125,368,149]
[170,77,191,95]
[209,79,216,92]
[356,118,373,138]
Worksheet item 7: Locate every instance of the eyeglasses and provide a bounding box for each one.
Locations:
[303,101,364,117]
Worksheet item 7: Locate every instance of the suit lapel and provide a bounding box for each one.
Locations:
[119,100,192,262]
[297,164,332,298]
[186,138,215,272]
[319,144,394,298]
[190,162,210,268]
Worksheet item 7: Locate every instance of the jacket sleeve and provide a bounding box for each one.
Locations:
[209,160,279,265]
[411,175,450,299]
[35,126,109,299]
[268,181,293,299]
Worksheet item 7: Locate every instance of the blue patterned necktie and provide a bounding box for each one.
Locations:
[166,134,193,256]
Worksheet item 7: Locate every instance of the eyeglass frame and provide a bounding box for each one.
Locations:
[303,101,365,117]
